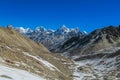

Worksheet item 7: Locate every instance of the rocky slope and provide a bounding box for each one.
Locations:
[55,26,120,56]
[0,27,74,80]
[73,47,120,80]
[16,25,86,51]
[52,25,120,80]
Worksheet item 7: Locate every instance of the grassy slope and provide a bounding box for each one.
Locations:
[0,27,73,80]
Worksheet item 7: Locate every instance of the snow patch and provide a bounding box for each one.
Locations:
[0,64,45,80]
[23,52,60,71]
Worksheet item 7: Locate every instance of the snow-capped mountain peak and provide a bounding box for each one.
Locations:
[71,27,79,33]
[16,27,33,34]
[83,31,88,34]
[25,28,33,33]
[57,25,70,33]
[34,26,47,33]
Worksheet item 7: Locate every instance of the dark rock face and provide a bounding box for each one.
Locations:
[54,26,120,56]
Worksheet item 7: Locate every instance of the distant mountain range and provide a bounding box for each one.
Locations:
[16,25,87,51]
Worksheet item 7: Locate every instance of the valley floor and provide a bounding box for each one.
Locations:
[73,55,120,80]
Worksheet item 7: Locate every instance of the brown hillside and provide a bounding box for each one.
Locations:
[0,27,73,80]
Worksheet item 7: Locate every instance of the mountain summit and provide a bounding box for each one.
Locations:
[56,25,70,33]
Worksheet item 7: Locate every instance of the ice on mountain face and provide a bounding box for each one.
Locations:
[55,25,71,35]
[16,27,26,33]
[60,25,70,32]
[0,64,45,80]
[35,26,47,33]
[25,28,33,33]
[83,31,88,34]
[71,28,79,33]
[16,27,33,34]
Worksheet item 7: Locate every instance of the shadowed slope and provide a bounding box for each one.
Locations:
[55,26,120,57]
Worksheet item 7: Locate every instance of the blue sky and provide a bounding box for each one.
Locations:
[0,0,120,32]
